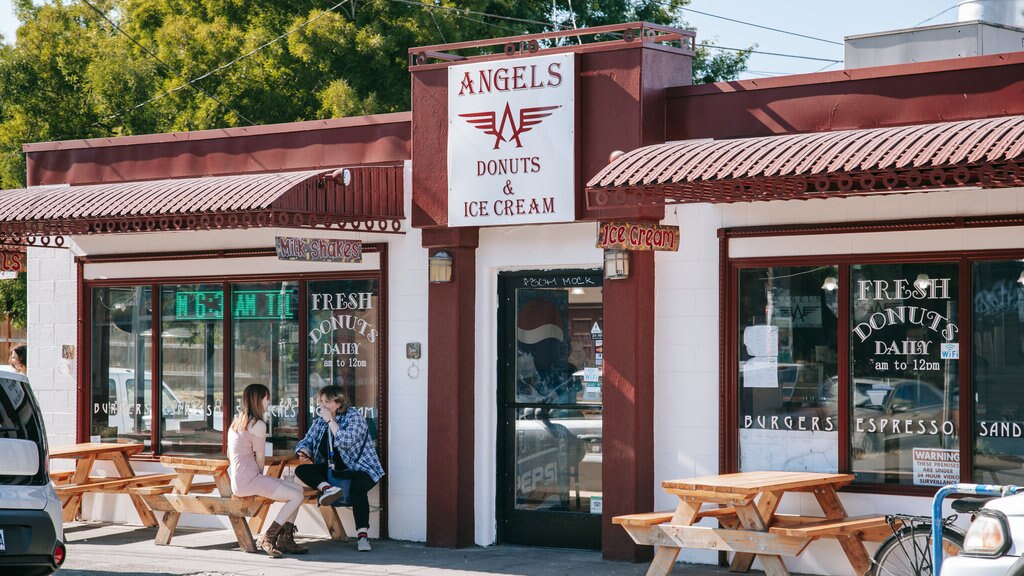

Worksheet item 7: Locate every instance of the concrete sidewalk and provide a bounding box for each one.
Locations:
[55,522,776,576]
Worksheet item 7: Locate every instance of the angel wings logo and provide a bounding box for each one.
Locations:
[459,103,561,150]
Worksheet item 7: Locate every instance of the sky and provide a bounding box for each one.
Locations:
[0,0,960,79]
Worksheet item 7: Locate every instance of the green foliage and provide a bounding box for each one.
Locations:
[0,0,749,188]
[0,272,27,328]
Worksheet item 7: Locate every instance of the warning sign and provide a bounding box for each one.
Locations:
[912,448,960,486]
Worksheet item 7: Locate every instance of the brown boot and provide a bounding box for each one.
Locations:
[256,521,284,558]
[276,522,309,554]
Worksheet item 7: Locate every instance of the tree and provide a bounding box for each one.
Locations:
[0,0,750,189]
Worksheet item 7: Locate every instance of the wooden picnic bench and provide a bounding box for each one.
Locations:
[614,471,889,576]
[132,455,347,552]
[49,442,174,527]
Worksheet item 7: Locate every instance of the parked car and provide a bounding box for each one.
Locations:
[0,370,65,576]
[942,492,1024,576]
[853,379,959,456]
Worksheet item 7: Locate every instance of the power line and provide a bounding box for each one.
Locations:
[915,3,958,27]
[80,0,255,126]
[678,6,842,46]
[96,0,351,126]
[699,43,841,63]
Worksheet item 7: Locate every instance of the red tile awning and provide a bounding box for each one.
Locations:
[586,115,1024,209]
[0,165,404,245]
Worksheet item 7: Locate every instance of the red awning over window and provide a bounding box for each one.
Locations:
[586,115,1024,208]
[0,165,404,242]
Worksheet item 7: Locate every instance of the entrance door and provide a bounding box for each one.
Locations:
[497,270,604,549]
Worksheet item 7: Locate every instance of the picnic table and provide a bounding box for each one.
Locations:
[132,454,347,552]
[49,442,177,527]
[614,471,889,576]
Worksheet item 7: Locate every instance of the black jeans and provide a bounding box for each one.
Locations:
[294,462,376,530]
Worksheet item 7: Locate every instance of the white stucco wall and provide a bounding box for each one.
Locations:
[655,186,1024,575]
[474,222,604,546]
[31,161,431,541]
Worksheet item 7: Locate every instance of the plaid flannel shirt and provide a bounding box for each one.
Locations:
[296,408,384,482]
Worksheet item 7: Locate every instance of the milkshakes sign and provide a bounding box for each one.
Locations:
[447,53,575,227]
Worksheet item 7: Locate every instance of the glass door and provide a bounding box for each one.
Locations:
[497,270,603,549]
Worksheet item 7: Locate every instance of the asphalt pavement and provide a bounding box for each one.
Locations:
[54,522,771,576]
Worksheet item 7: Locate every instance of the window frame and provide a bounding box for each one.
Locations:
[723,247,1024,495]
[79,250,388,466]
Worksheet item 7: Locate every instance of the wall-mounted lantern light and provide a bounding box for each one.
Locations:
[604,249,630,280]
[1017,270,1024,288]
[429,250,453,283]
[821,276,838,292]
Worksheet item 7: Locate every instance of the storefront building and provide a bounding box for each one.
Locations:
[7,20,1024,574]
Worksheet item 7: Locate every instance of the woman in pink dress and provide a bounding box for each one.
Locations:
[228,384,307,557]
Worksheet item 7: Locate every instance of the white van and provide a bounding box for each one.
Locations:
[0,371,65,575]
[104,368,222,434]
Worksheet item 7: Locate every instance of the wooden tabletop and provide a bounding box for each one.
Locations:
[662,471,855,495]
[49,442,145,459]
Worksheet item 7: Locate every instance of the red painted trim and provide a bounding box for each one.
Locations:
[426,242,477,548]
[377,243,390,540]
[79,248,277,264]
[958,257,972,483]
[222,281,232,452]
[670,51,1024,98]
[76,259,87,443]
[296,280,308,446]
[23,113,412,153]
[837,265,851,474]
[718,233,733,474]
[721,214,1024,239]
[150,283,160,454]
[601,250,656,562]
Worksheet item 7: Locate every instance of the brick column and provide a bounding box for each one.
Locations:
[424,228,478,547]
[601,250,656,561]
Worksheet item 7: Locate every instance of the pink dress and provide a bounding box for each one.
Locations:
[227,423,280,497]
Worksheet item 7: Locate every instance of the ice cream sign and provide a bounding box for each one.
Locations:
[447,53,575,227]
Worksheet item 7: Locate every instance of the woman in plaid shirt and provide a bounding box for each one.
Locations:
[295,384,384,552]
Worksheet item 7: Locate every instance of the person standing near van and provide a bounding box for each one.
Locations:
[295,384,383,552]
[227,384,308,557]
[9,344,26,375]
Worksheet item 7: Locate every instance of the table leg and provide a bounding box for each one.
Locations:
[319,505,349,542]
[110,452,158,527]
[647,500,701,576]
[155,511,180,546]
[733,498,789,576]
[212,472,257,553]
[813,486,872,576]
[155,472,194,545]
[731,490,782,573]
[62,456,96,523]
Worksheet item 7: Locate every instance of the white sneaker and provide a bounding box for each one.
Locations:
[357,536,371,552]
[317,486,343,506]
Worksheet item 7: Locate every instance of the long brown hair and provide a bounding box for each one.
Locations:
[230,384,269,433]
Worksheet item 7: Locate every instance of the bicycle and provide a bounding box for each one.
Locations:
[870,510,967,576]
[870,483,1022,576]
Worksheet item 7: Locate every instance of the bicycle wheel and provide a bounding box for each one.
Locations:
[871,525,964,576]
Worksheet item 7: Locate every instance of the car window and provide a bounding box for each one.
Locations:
[0,376,48,485]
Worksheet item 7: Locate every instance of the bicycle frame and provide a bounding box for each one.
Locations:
[932,483,1022,576]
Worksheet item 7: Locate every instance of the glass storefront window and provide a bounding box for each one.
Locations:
[850,263,960,486]
[972,260,1024,484]
[307,279,380,440]
[160,284,224,454]
[737,266,840,473]
[90,287,153,447]
[232,282,300,453]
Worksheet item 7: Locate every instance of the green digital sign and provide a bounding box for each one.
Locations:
[174,289,296,321]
